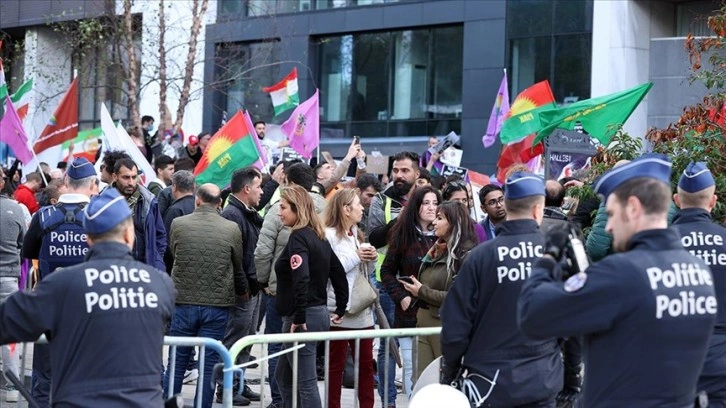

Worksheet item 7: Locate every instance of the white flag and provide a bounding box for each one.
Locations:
[99,104,156,186]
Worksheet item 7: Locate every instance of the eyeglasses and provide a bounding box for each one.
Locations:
[486,197,505,207]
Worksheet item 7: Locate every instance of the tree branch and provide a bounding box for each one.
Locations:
[172,0,208,132]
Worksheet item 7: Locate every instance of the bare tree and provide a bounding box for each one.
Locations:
[122,0,141,136]
[157,0,169,136]
[172,0,209,133]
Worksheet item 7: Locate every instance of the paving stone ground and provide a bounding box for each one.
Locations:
[1,340,411,408]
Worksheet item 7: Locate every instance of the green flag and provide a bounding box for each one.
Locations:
[534,82,653,145]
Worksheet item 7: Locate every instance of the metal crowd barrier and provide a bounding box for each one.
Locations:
[15,335,235,408]
[165,336,235,408]
[228,327,442,408]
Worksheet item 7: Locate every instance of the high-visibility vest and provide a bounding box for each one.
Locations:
[374,196,394,281]
[259,188,281,218]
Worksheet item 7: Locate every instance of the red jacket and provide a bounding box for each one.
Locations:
[14,184,39,214]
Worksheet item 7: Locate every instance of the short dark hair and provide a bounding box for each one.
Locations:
[478,184,503,203]
[25,172,42,184]
[545,180,566,207]
[313,162,329,178]
[174,157,196,172]
[154,155,175,172]
[102,151,131,174]
[431,175,446,190]
[417,168,431,182]
[172,170,195,193]
[392,151,419,169]
[230,166,261,194]
[285,163,315,191]
[612,178,671,215]
[113,158,137,174]
[253,120,266,127]
[356,173,382,192]
[196,184,221,206]
[505,195,544,216]
[141,115,154,124]
[56,161,68,170]
[443,180,467,202]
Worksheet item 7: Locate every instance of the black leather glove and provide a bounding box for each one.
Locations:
[439,360,463,386]
[556,363,583,406]
[544,224,570,261]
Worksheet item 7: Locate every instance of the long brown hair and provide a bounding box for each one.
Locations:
[280,185,325,239]
[324,188,364,241]
[436,201,477,271]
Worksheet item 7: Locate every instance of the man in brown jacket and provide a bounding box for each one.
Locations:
[163,183,247,408]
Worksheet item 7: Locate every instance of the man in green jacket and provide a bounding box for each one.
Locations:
[164,183,247,408]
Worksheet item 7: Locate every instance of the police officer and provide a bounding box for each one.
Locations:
[518,154,717,407]
[671,162,726,407]
[440,172,563,407]
[0,188,176,407]
[21,157,98,406]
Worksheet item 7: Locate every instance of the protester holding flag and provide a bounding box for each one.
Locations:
[280,90,320,160]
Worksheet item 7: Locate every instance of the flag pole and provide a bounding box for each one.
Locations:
[29,148,48,186]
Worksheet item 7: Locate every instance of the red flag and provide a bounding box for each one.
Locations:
[33,78,78,154]
[496,134,544,181]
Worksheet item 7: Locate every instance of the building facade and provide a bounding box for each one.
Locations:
[0,0,720,173]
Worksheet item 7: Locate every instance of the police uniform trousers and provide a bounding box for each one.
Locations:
[416,307,441,379]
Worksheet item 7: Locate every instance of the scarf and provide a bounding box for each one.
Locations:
[126,187,142,212]
[422,239,447,264]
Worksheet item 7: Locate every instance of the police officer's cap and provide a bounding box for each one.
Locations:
[504,171,545,200]
[83,188,132,235]
[678,161,714,193]
[66,157,96,180]
[594,153,672,199]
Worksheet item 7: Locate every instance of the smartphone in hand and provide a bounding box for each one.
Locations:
[353,135,360,145]
[398,276,414,285]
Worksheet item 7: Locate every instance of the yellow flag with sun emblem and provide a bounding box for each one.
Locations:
[193,111,262,188]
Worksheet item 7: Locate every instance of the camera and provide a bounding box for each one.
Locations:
[562,228,589,280]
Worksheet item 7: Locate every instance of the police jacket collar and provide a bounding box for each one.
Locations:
[496,219,539,235]
[672,207,712,225]
[59,193,90,204]
[85,242,134,262]
[625,228,682,252]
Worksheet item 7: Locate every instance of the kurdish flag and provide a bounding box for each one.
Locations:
[533,82,653,145]
[263,67,300,116]
[499,80,557,144]
[194,111,262,188]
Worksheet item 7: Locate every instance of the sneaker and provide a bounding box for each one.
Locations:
[183,368,199,384]
[4,384,19,403]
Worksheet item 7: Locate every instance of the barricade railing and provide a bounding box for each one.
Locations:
[228,327,442,408]
[165,336,235,408]
[16,335,235,408]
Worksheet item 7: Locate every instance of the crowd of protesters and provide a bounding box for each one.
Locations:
[1,117,725,408]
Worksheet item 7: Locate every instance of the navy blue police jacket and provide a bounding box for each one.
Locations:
[0,242,176,407]
[23,201,89,280]
[441,219,563,406]
[518,228,716,408]
[671,208,726,399]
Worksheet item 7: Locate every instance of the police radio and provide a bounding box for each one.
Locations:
[563,228,589,279]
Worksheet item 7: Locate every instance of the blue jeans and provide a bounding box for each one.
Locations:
[163,305,229,408]
[265,293,283,406]
[374,280,397,405]
[277,306,330,408]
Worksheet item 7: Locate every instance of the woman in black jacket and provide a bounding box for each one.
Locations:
[274,185,348,408]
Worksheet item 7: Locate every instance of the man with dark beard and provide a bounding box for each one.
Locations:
[366,151,419,408]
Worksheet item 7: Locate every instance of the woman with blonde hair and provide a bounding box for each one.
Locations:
[323,188,378,408]
[400,201,478,377]
[274,185,349,408]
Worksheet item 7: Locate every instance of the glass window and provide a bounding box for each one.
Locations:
[215,40,282,123]
[552,34,591,103]
[676,0,720,37]
[510,36,551,96]
[507,0,553,38]
[507,0,593,103]
[554,0,593,34]
[316,25,463,138]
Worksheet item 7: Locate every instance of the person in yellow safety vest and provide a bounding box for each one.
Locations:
[365,151,420,408]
